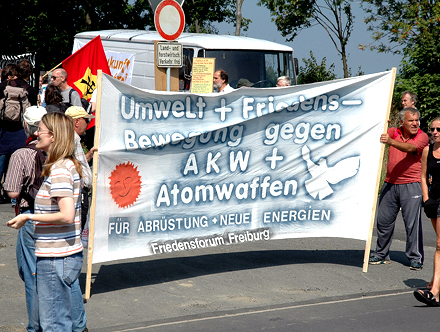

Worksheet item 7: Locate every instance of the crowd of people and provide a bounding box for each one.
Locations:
[367,91,440,307]
[0,62,290,331]
[1,59,95,331]
[3,61,440,330]
[211,69,440,308]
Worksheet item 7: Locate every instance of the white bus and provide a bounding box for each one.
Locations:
[73,29,297,91]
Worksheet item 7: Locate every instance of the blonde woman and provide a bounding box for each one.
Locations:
[7,112,87,330]
[414,117,440,307]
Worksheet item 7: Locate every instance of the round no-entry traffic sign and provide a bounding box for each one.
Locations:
[154,0,185,41]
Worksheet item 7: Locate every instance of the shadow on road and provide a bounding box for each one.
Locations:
[81,247,416,296]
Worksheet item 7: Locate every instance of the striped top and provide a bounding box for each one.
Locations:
[34,158,83,257]
[3,141,39,209]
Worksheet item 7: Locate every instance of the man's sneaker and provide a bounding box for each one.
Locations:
[410,261,423,270]
[369,256,391,265]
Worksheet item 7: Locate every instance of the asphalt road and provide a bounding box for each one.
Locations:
[1,202,439,332]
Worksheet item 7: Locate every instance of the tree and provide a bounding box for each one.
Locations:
[183,0,250,34]
[258,0,354,78]
[360,0,440,124]
[297,51,337,84]
[235,0,244,36]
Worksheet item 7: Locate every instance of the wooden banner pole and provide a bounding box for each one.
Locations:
[85,69,103,298]
[363,67,397,273]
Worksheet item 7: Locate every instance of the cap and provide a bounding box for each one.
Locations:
[23,106,47,126]
[65,106,95,120]
[237,78,254,88]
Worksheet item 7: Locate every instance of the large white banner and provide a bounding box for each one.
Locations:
[92,72,393,264]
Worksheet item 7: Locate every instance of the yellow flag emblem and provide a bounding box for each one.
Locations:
[73,67,97,100]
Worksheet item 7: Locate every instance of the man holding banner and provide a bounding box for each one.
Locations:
[370,107,428,270]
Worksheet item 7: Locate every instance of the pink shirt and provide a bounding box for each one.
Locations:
[385,127,429,184]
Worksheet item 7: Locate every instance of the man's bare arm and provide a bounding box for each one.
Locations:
[380,133,417,153]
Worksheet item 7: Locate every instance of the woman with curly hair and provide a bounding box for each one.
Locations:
[44,83,68,113]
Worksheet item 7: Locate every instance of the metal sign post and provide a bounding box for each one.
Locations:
[153,0,185,91]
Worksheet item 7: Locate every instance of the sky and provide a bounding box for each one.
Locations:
[215,1,402,78]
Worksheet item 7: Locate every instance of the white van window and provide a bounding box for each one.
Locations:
[202,50,293,88]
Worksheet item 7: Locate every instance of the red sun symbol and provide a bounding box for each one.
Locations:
[109,162,142,208]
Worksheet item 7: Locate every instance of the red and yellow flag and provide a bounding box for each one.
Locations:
[62,36,111,100]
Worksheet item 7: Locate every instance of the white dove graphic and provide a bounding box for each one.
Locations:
[302,145,360,200]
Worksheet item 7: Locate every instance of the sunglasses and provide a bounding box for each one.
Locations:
[430,127,440,132]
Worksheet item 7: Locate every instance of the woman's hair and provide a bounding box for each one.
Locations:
[1,63,17,82]
[430,117,440,126]
[16,59,33,80]
[40,112,82,178]
[44,84,63,105]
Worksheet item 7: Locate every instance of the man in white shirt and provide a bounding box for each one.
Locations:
[213,69,234,93]
[65,106,96,232]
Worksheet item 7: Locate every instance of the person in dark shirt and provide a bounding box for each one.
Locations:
[44,83,68,113]
[0,59,38,204]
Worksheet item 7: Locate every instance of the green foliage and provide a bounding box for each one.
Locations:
[297,51,337,84]
[361,0,440,128]
[258,0,354,78]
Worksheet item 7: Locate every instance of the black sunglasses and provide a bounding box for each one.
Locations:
[430,127,440,132]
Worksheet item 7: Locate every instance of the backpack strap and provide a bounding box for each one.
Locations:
[69,88,74,105]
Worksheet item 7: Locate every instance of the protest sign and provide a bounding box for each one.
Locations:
[90,70,395,266]
[190,58,215,93]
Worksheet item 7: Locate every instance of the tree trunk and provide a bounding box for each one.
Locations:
[341,45,348,78]
[194,18,200,33]
[235,0,244,36]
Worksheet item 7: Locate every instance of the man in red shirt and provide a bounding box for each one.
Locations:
[370,107,429,270]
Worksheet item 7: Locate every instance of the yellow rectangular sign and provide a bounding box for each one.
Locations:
[190,58,216,94]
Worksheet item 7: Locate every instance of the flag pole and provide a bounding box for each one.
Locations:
[41,62,62,78]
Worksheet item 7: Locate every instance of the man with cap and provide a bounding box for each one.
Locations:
[65,106,96,230]
[4,106,88,332]
[65,106,94,186]
[236,78,254,88]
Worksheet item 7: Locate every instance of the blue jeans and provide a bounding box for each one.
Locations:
[16,216,36,332]
[31,252,87,332]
